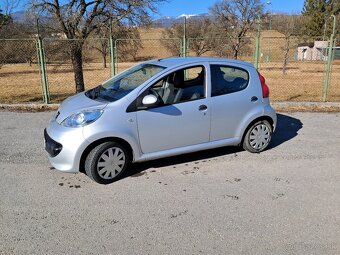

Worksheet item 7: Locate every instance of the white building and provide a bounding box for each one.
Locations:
[297,41,328,61]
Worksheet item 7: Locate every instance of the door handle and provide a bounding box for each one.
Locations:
[251,96,258,102]
[199,105,208,111]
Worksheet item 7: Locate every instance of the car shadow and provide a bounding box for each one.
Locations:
[121,113,303,179]
[268,113,303,149]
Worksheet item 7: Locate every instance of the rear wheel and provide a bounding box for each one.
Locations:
[85,141,130,184]
[243,120,272,153]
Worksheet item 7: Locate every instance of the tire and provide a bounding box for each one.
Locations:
[85,141,131,184]
[243,120,272,153]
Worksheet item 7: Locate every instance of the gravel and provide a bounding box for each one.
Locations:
[0,111,339,254]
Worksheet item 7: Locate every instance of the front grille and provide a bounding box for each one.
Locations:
[44,129,63,157]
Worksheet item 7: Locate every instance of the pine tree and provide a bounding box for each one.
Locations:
[302,0,327,37]
[302,0,340,38]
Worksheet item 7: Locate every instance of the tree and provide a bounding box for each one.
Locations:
[31,0,164,93]
[272,15,303,75]
[210,0,264,59]
[302,0,340,38]
[0,0,19,30]
[90,22,142,67]
[161,17,218,57]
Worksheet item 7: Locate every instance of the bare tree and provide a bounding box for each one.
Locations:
[90,22,142,67]
[161,17,218,56]
[272,14,303,74]
[210,0,263,59]
[0,0,19,30]
[30,0,164,93]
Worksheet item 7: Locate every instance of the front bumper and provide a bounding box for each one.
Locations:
[44,129,62,157]
[44,119,90,173]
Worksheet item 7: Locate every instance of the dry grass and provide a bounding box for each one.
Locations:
[0,60,340,104]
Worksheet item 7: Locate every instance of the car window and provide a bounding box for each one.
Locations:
[86,64,165,102]
[210,65,249,97]
[147,65,205,105]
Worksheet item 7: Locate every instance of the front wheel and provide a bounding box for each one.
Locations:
[243,120,272,153]
[85,141,130,184]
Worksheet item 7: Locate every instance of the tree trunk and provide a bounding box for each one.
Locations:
[102,52,107,68]
[282,37,290,75]
[233,38,240,60]
[70,43,85,93]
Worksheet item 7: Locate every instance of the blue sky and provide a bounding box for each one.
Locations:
[14,0,305,17]
[156,0,305,17]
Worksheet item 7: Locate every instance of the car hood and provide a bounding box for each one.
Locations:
[55,92,108,124]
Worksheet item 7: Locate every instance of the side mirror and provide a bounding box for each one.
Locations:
[142,94,158,106]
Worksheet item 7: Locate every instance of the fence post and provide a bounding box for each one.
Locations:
[36,19,50,104]
[180,39,183,57]
[254,16,261,69]
[114,39,118,74]
[109,19,115,76]
[322,15,337,102]
[183,16,187,57]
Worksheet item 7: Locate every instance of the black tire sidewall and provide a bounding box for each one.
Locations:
[85,141,130,184]
[243,120,272,153]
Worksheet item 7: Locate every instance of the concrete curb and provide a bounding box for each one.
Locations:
[1,102,340,112]
[272,102,340,112]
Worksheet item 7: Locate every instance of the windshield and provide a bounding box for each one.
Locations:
[86,63,166,102]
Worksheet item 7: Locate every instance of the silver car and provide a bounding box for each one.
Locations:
[44,57,277,184]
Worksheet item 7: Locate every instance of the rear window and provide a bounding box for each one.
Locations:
[210,65,249,97]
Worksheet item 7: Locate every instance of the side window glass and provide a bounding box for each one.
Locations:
[148,65,205,105]
[211,65,249,97]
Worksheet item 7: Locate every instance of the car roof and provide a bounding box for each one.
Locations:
[145,57,254,69]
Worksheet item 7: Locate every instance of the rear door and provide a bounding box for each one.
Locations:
[209,63,260,141]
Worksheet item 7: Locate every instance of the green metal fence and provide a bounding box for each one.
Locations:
[0,35,339,104]
[114,38,182,73]
[0,39,42,103]
[258,36,328,102]
[42,38,111,102]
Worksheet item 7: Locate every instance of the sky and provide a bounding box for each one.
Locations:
[155,0,305,18]
[13,0,305,17]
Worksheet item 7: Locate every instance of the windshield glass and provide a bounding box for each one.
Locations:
[86,63,166,102]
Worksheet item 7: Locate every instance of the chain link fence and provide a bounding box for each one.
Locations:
[0,34,339,104]
[187,37,256,62]
[114,38,181,73]
[43,38,111,102]
[258,36,327,101]
[0,39,42,103]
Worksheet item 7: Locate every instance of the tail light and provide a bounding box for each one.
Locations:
[258,71,269,98]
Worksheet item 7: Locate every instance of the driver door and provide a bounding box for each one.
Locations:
[136,65,210,154]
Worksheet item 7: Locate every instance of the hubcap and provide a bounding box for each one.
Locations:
[97,147,126,180]
[249,124,271,150]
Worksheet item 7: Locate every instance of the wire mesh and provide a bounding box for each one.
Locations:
[259,36,328,101]
[42,38,111,102]
[115,38,181,73]
[187,37,256,62]
[0,33,339,103]
[0,39,42,103]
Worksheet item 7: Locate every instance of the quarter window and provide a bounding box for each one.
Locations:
[211,65,249,97]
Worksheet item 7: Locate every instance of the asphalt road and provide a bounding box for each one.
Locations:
[0,111,339,255]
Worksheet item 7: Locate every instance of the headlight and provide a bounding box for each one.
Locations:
[61,109,104,128]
